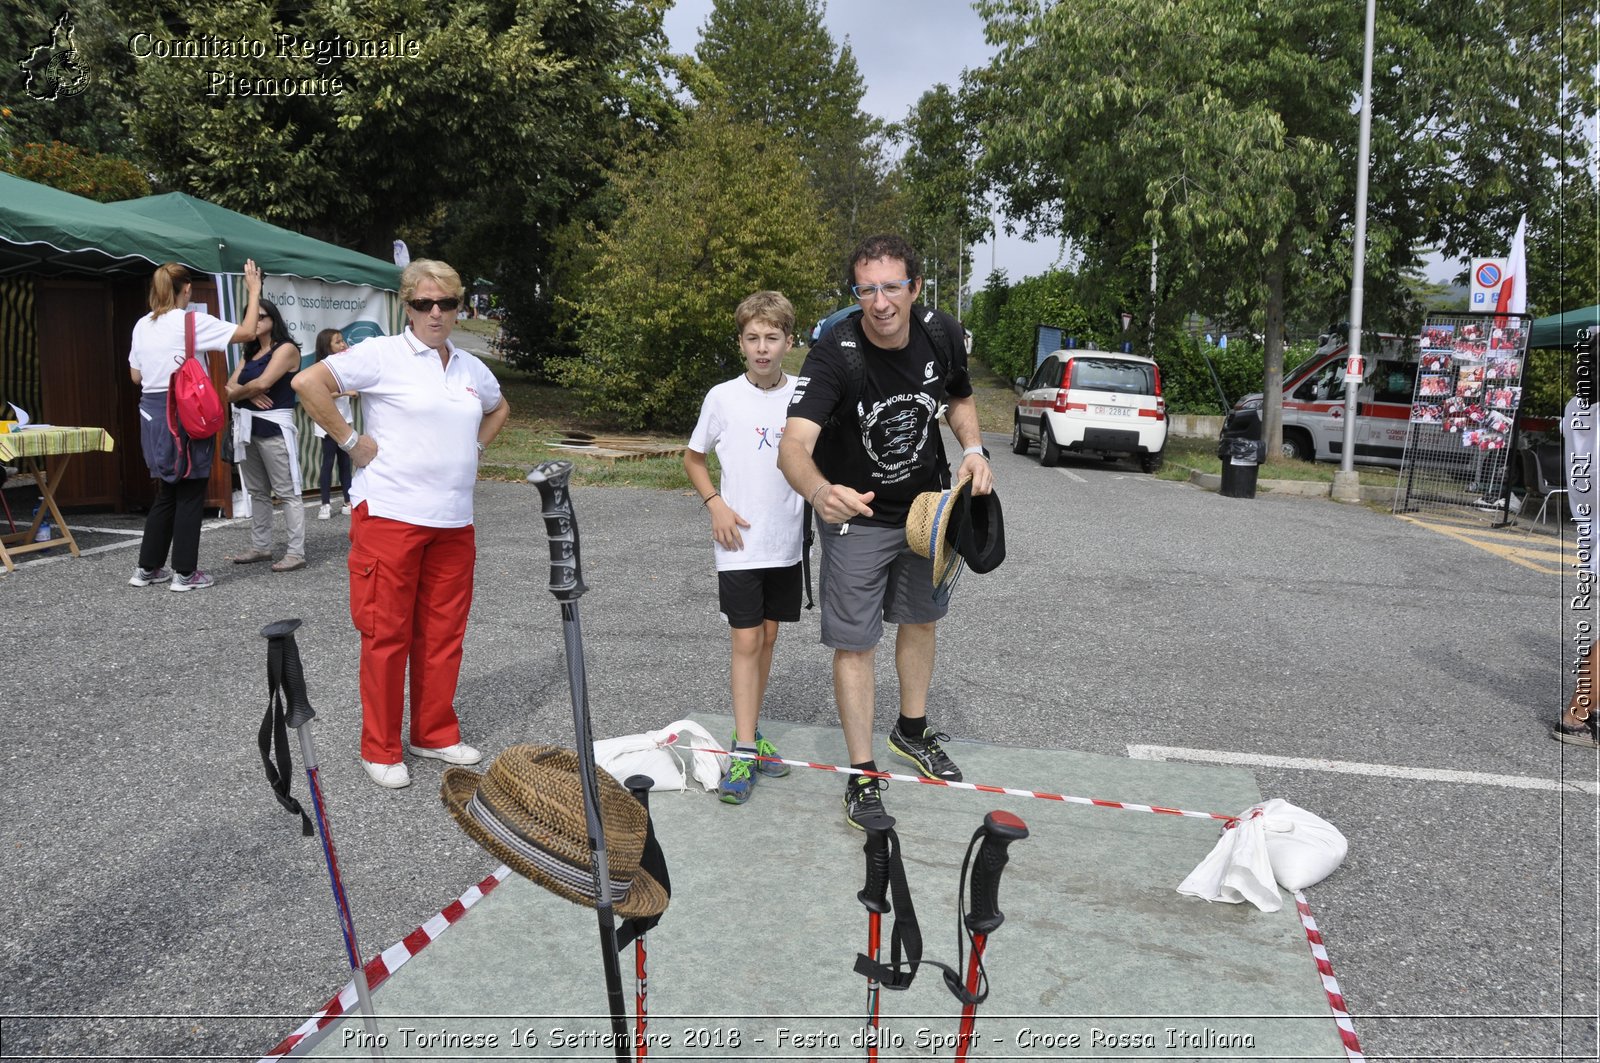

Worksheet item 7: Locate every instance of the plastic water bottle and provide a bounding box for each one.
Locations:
[31,503,53,552]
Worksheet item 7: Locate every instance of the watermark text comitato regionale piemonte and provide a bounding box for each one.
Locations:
[127,31,421,97]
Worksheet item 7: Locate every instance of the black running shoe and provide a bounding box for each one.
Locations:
[844,774,888,830]
[888,726,962,782]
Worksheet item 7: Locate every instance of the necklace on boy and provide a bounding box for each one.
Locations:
[746,372,786,392]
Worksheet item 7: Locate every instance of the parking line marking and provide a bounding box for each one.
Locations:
[1127,744,1600,795]
[1055,467,1087,483]
[1397,515,1568,575]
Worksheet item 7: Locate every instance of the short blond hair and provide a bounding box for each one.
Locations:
[735,291,795,337]
[400,259,465,303]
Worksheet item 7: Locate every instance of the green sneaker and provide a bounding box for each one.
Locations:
[719,752,756,804]
[754,731,790,778]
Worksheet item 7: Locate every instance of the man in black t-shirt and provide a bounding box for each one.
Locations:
[779,233,994,830]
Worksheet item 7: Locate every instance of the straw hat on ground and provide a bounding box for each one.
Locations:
[906,473,972,600]
[441,743,669,919]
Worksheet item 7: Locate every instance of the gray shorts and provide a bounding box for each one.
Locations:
[815,515,948,650]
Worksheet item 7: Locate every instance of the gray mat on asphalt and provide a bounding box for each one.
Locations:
[304,715,1342,1061]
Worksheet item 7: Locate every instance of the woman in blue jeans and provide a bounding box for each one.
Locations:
[127,260,262,592]
[311,328,355,520]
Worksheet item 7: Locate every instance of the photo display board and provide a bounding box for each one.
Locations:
[1394,312,1528,515]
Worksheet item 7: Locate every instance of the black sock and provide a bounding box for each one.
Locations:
[851,760,878,782]
[896,715,927,738]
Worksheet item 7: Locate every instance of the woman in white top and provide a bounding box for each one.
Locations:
[293,259,510,788]
[128,260,262,592]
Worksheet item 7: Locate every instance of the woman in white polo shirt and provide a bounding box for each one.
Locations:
[293,260,510,789]
[127,259,262,592]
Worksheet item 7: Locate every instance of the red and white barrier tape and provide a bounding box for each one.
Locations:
[259,865,511,1060]
[693,745,1238,823]
[1294,890,1365,1062]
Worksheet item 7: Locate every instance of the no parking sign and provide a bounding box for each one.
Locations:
[1470,257,1508,308]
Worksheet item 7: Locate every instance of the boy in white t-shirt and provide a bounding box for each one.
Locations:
[684,291,806,804]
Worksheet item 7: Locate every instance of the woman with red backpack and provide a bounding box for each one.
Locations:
[128,259,263,592]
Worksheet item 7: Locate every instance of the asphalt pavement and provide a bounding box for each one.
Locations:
[1,436,1595,1061]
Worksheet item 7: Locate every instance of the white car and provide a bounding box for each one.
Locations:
[1012,349,1168,472]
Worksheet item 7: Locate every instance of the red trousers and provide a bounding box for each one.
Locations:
[348,503,476,764]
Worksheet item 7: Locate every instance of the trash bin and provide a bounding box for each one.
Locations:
[1217,408,1264,499]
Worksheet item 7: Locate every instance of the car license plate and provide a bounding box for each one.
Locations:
[1093,405,1131,417]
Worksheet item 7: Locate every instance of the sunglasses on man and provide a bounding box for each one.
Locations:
[407,297,461,313]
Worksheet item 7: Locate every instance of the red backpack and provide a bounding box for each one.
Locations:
[167,311,225,476]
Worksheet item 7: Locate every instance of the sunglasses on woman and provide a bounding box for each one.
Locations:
[407,297,461,313]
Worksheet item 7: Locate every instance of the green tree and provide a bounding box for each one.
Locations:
[691,0,893,276]
[971,0,1595,459]
[54,0,676,371]
[1528,174,1600,316]
[899,85,985,319]
[554,110,832,430]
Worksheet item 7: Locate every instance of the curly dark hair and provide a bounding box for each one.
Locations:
[845,234,922,291]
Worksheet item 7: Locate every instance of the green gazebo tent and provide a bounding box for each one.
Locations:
[114,193,398,290]
[1528,304,1599,351]
[0,172,219,276]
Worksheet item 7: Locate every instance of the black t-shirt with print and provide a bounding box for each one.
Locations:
[788,307,973,527]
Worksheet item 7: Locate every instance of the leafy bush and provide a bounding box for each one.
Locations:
[3,140,150,202]
[552,111,831,431]
[978,270,1101,382]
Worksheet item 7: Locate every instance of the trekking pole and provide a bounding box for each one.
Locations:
[857,813,896,1062]
[623,775,655,1060]
[260,619,384,1061]
[526,460,631,1063]
[950,811,1029,1063]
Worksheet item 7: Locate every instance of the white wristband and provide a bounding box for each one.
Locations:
[339,431,360,453]
[962,445,987,459]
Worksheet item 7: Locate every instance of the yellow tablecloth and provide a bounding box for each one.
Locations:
[0,427,116,462]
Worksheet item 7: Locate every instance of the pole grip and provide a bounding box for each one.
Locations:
[625,775,654,810]
[260,619,316,728]
[526,460,587,602]
[857,813,895,914]
[966,810,1028,936]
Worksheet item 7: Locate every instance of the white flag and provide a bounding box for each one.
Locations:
[392,239,410,268]
[1494,214,1526,318]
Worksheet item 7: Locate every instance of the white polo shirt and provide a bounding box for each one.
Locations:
[129,310,237,393]
[328,328,503,528]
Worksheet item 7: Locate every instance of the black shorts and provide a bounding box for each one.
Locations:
[718,563,803,628]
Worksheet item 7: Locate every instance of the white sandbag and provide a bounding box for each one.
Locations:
[594,719,726,792]
[1177,809,1282,911]
[1256,798,1348,890]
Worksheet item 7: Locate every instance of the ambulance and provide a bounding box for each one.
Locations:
[1228,330,1417,465]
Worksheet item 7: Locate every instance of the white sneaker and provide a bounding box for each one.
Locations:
[317,504,331,520]
[409,741,483,765]
[169,569,215,592]
[341,502,352,516]
[362,759,412,788]
[129,566,171,587]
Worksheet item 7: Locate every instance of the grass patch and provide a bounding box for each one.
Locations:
[1160,435,1399,487]
[479,366,701,490]
[456,317,501,338]
[477,344,1031,490]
